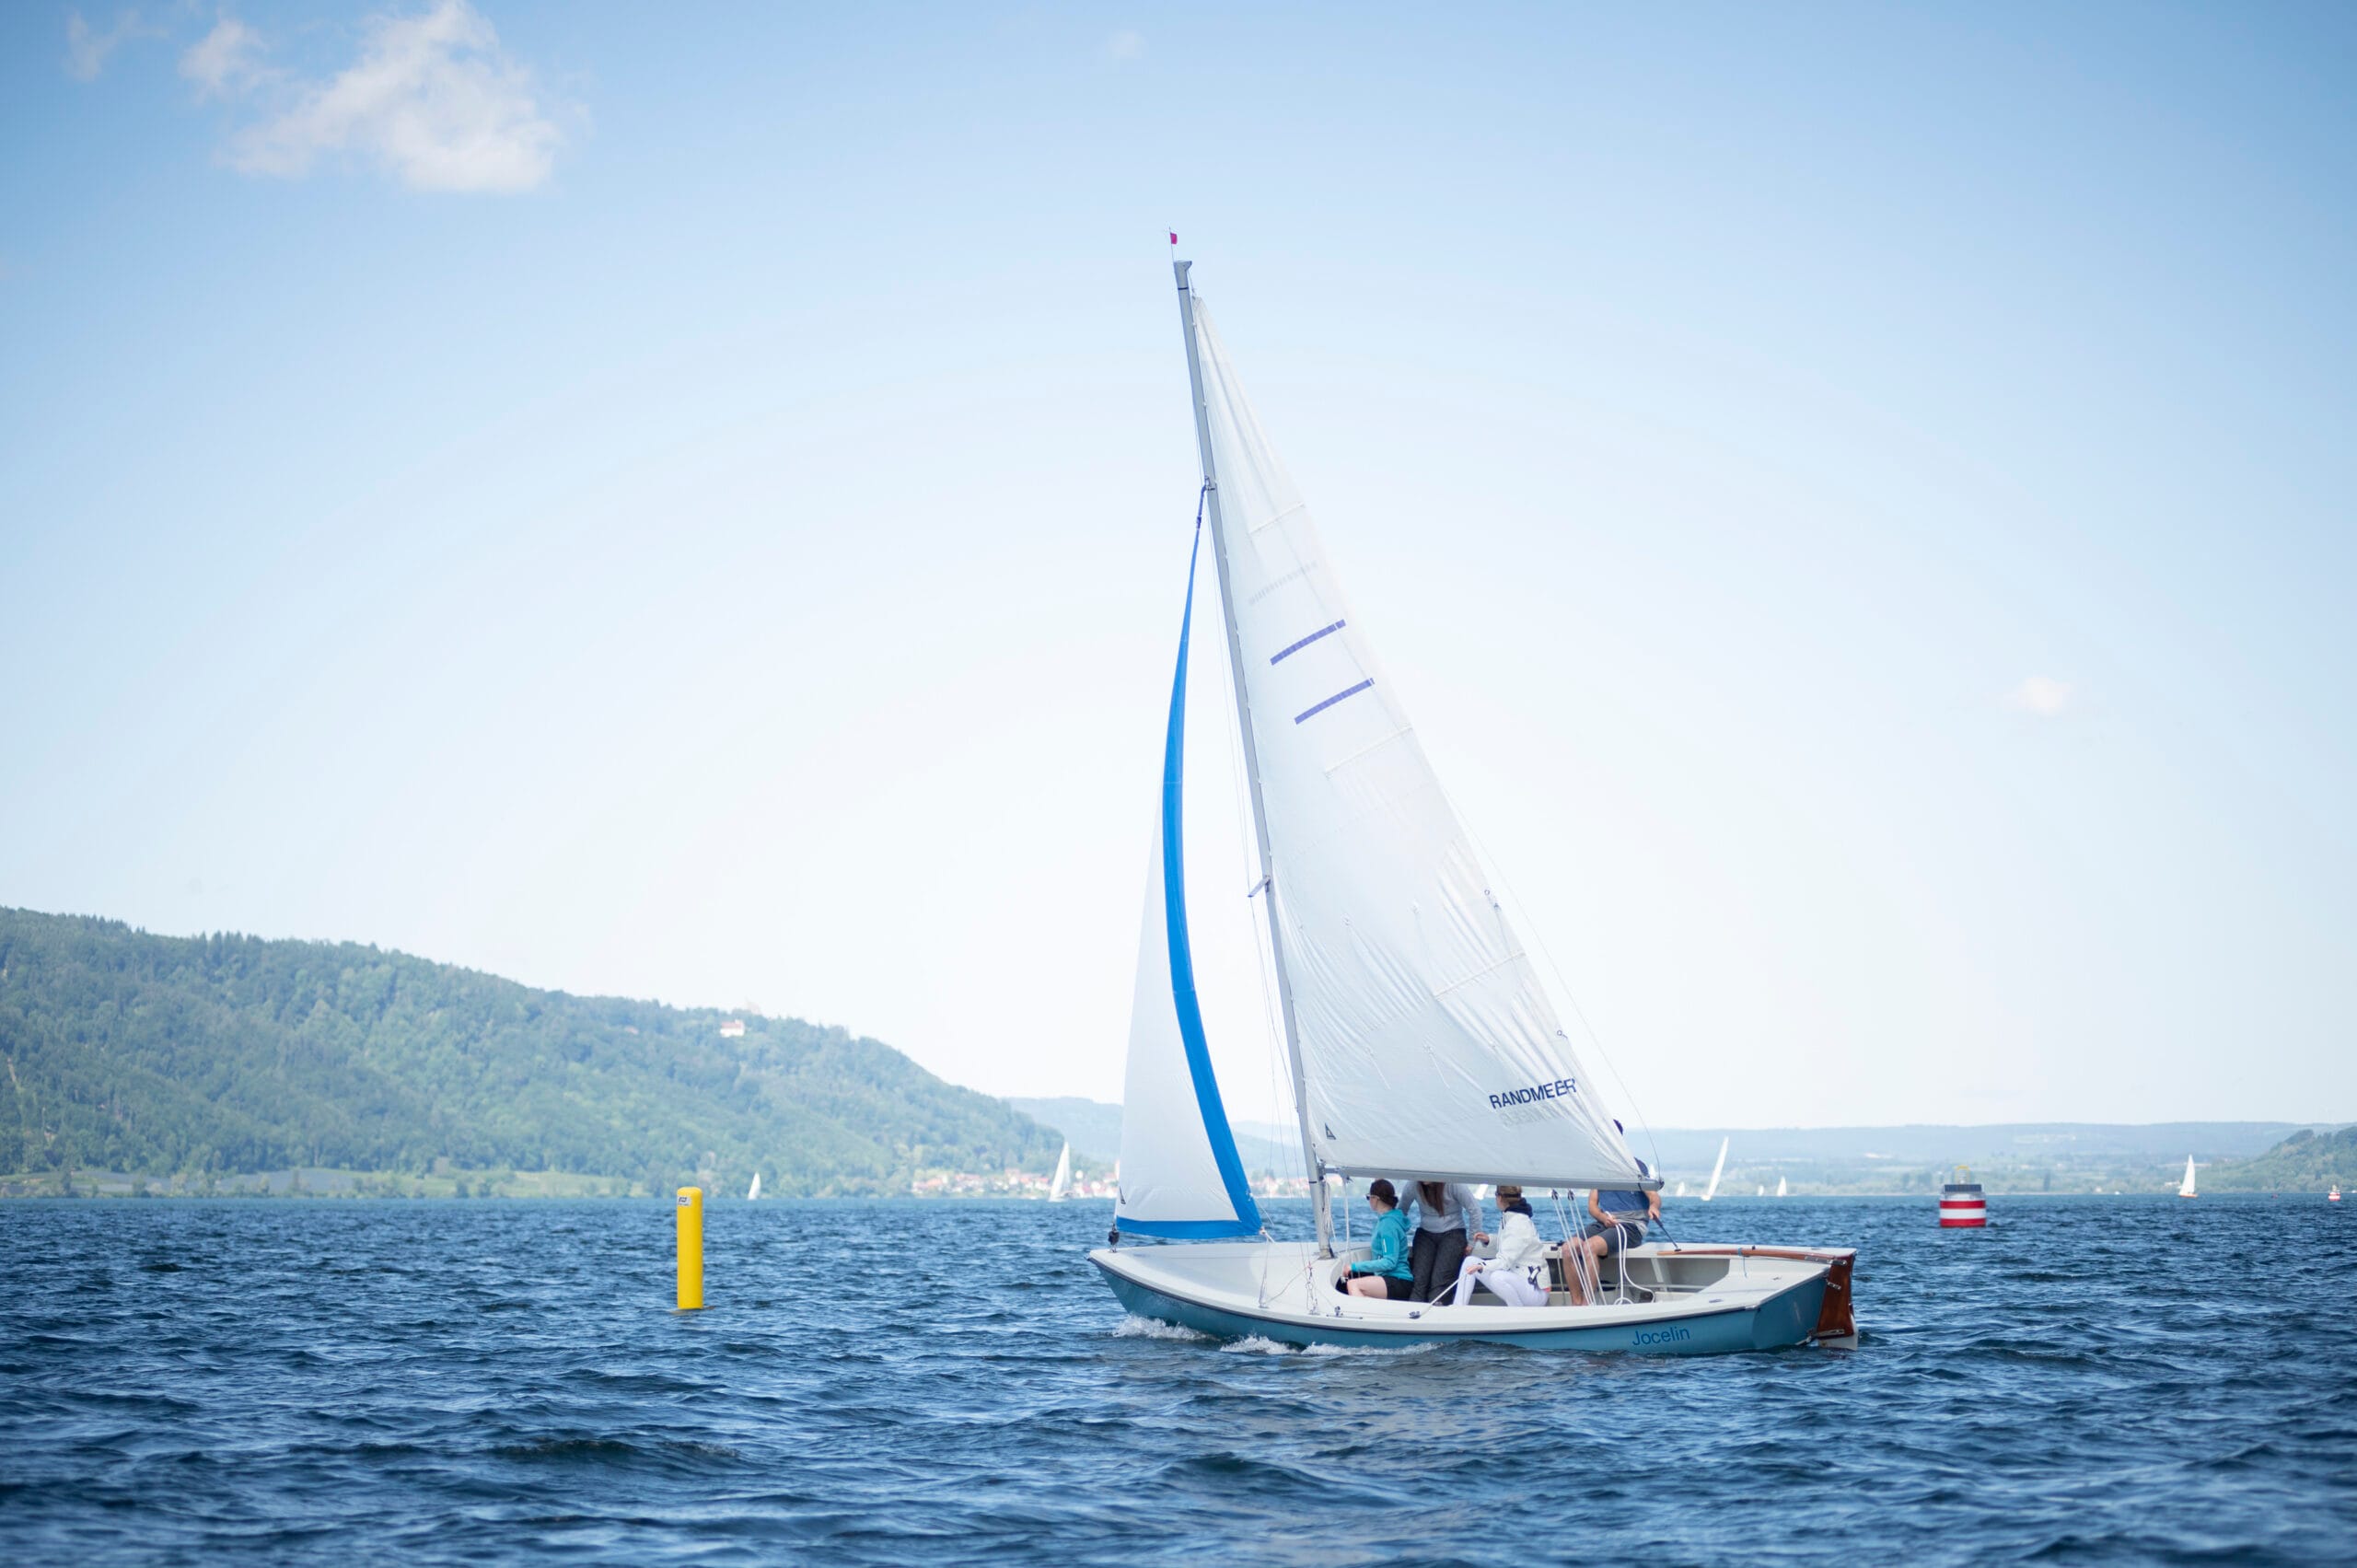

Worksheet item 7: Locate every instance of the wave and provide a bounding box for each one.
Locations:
[1111,1315,1212,1342]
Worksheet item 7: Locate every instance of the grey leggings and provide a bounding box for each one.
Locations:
[1409,1227,1467,1303]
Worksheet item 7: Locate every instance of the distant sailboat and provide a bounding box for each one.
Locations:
[1050,1142,1072,1202]
[2178,1156,2198,1200]
[747,1171,761,1202]
[2330,1185,2342,1203]
[1776,1176,1788,1198]
[1756,1184,1766,1197]
[1700,1138,1728,1202]
[1675,1180,1688,1198]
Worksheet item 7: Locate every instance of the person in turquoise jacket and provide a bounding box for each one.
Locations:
[1340,1179,1415,1301]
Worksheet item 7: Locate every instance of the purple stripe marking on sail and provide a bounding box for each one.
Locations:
[1294,679,1374,725]
[1270,620,1346,665]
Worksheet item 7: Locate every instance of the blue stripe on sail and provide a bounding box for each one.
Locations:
[1156,524,1263,1239]
[1117,1215,1270,1239]
[1269,620,1345,664]
[1294,679,1374,725]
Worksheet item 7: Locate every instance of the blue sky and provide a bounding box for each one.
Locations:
[3,2,2351,1128]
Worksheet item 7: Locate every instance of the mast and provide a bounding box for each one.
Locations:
[1173,258,1331,1257]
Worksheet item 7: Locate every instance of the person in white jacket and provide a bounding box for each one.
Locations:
[1446,1185,1551,1308]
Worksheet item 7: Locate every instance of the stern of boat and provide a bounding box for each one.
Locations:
[1631,1245,1857,1347]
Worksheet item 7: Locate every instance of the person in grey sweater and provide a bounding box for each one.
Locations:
[1395,1179,1483,1303]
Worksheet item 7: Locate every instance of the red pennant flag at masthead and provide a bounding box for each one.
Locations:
[1169,231,1178,245]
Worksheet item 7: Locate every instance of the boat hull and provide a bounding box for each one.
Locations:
[1091,1241,1841,1356]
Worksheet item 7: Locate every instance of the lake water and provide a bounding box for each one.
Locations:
[1,1194,2350,1564]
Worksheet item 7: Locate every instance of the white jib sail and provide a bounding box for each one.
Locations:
[1114,528,1263,1238]
[1050,1142,1072,1202]
[2180,1156,2197,1197]
[1701,1138,1728,1201]
[1187,295,1643,1191]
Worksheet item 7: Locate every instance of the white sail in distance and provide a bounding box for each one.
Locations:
[1050,1143,1072,1202]
[1185,292,1643,1191]
[1701,1139,1728,1202]
[2179,1156,2197,1198]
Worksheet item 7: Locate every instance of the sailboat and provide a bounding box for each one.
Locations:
[2178,1156,2198,1200]
[1675,1180,1688,1198]
[747,1171,761,1202]
[1087,259,1856,1354]
[1776,1176,1788,1198]
[1700,1139,1728,1202]
[1050,1142,1072,1202]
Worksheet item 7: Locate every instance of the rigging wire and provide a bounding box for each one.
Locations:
[1459,813,1666,1188]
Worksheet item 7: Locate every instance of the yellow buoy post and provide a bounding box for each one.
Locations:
[676,1187,704,1309]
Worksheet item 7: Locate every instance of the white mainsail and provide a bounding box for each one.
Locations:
[1182,291,1642,1191]
[747,1171,761,1202]
[1776,1176,1788,1198]
[2179,1156,2197,1199]
[1050,1142,1072,1202]
[1701,1138,1728,1202]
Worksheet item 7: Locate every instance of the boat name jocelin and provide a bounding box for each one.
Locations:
[1631,1327,1692,1347]
[1488,1078,1578,1110]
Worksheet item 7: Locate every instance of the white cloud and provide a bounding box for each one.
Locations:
[2005,675,2073,717]
[221,1,563,192]
[1107,30,1144,62]
[65,8,153,82]
[180,16,265,101]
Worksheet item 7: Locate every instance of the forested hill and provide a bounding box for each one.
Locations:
[2212,1126,2355,1191]
[0,908,1057,1196]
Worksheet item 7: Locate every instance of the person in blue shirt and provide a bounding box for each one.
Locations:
[1561,1127,1662,1306]
[1339,1179,1415,1301]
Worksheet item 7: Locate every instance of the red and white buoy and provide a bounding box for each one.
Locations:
[1939,1167,1987,1228]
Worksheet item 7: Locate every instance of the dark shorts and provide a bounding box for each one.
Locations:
[1338,1272,1415,1300]
[1585,1219,1645,1256]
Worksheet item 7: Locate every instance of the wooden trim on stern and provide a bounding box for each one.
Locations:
[1655,1246,1857,1342]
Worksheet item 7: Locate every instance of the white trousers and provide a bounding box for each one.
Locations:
[1449,1260,1550,1308]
